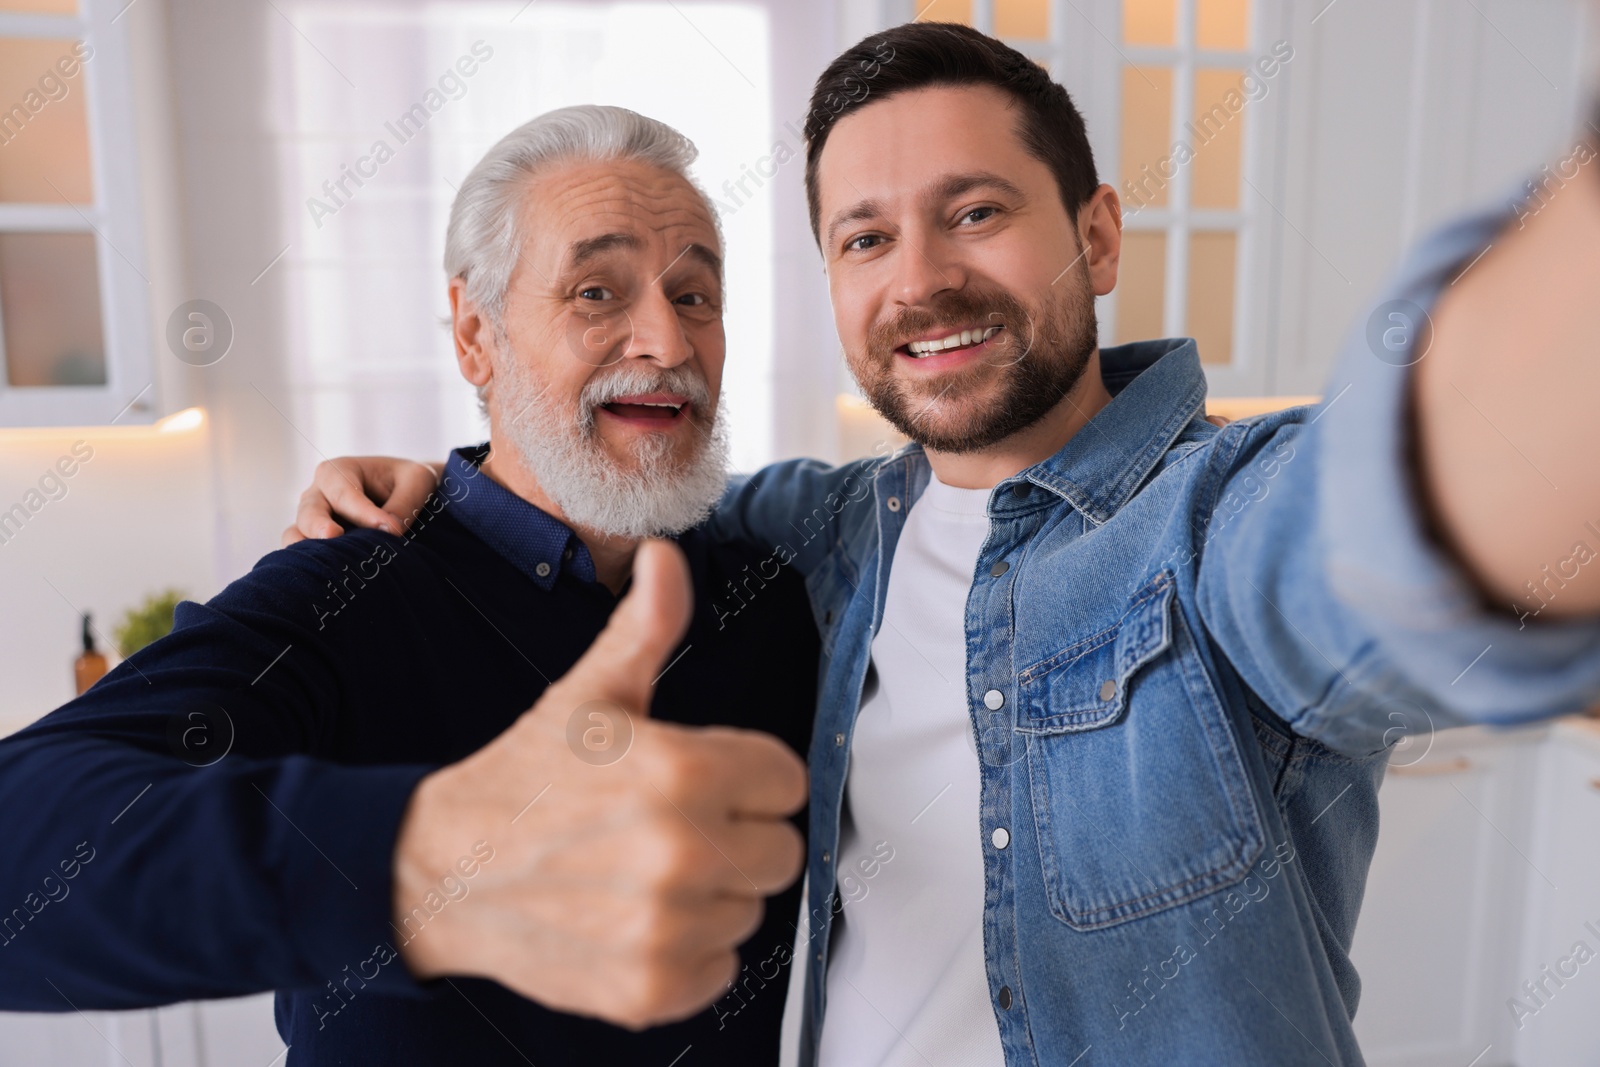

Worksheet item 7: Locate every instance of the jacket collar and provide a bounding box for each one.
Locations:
[878,338,1208,525]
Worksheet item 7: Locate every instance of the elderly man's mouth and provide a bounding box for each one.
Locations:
[597,392,691,425]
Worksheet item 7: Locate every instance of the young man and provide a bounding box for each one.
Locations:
[0,106,820,1065]
[297,22,1600,1067]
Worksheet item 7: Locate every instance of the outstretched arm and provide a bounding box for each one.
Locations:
[1193,128,1600,754]
[1415,131,1600,617]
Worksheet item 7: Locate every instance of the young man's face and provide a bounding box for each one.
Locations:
[816,84,1117,453]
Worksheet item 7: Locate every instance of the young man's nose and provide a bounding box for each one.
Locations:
[892,230,968,310]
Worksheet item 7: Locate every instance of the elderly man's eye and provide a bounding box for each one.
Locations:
[578,286,615,301]
[676,293,708,307]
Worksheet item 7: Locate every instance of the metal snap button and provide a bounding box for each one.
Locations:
[835,732,845,747]
[998,986,1013,1010]
[990,560,1010,577]
[991,826,1010,850]
[1099,679,1117,702]
[886,496,901,512]
[983,689,1004,710]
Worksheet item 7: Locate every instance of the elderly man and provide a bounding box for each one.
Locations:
[0,106,818,1065]
[303,20,1600,1067]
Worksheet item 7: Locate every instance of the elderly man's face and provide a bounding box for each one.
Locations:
[454,158,729,537]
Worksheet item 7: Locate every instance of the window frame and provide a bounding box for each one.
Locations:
[1104,0,1289,395]
[0,0,155,426]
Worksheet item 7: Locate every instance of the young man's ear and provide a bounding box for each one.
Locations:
[449,277,494,390]
[1077,184,1124,298]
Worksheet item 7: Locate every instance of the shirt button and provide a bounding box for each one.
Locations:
[562,547,573,561]
[998,985,1013,1010]
[535,562,552,578]
[886,496,901,512]
[991,826,1010,849]
[834,732,845,747]
[983,689,1004,710]
[1099,679,1117,702]
[990,560,1010,577]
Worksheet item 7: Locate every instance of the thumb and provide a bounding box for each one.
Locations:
[545,538,693,718]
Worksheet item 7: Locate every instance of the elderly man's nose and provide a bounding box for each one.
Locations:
[626,290,693,367]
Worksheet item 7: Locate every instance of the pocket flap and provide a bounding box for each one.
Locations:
[1018,573,1175,733]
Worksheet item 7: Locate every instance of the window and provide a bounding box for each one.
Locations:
[0,0,154,426]
[1114,0,1253,368]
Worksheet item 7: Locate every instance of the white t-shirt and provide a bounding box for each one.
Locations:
[813,474,1005,1067]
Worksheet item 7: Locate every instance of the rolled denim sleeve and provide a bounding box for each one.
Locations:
[1199,190,1600,754]
[1316,196,1600,729]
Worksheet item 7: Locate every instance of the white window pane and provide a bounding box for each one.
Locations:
[0,37,93,204]
[0,231,106,386]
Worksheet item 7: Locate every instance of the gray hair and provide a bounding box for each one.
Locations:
[444,104,716,326]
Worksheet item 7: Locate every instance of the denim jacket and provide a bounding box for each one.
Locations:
[710,197,1600,1065]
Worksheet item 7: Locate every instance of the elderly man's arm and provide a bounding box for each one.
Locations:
[0,536,804,1028]
[0,541,434,1010]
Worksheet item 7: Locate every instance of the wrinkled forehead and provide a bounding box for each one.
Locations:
[524,159,722,269]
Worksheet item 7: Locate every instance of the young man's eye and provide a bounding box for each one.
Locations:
[578,286,615,301]
[845,233,883,253]
[960,206,998,225]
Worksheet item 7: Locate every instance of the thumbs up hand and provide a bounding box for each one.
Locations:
[390,540,808,1029]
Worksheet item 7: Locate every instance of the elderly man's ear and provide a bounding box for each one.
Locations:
[449,278,494,393]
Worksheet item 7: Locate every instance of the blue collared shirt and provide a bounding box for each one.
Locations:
[710,193,1600,1064]
[440,444,597,589]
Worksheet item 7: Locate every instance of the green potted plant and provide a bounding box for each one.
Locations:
[113,588,186,659]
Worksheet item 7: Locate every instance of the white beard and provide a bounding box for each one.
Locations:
[492,354,730,539]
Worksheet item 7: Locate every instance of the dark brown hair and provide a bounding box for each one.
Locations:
[803,21,1100,246]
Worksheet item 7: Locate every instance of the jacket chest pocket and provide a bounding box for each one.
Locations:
[1017,572,1263,930]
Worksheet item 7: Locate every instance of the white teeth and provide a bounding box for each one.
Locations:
[906,325,1003,356]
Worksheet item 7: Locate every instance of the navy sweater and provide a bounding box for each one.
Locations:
[0,481,819,1065]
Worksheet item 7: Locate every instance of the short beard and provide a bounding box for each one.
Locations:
[491,351,730,539]
[851,269,1098,454]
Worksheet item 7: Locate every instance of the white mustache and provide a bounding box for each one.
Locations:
[581,366,713,411]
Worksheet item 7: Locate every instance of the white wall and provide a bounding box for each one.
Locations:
[1270,0,1597,394]
[0,414,216,734]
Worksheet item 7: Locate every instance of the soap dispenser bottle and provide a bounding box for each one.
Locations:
[74,613,108,695]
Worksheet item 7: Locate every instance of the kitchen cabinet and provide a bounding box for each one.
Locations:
[1512,722,1600,1067]
[1351,725,1545,1067]
[0,994,283,1067]
[0,0,163,429]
